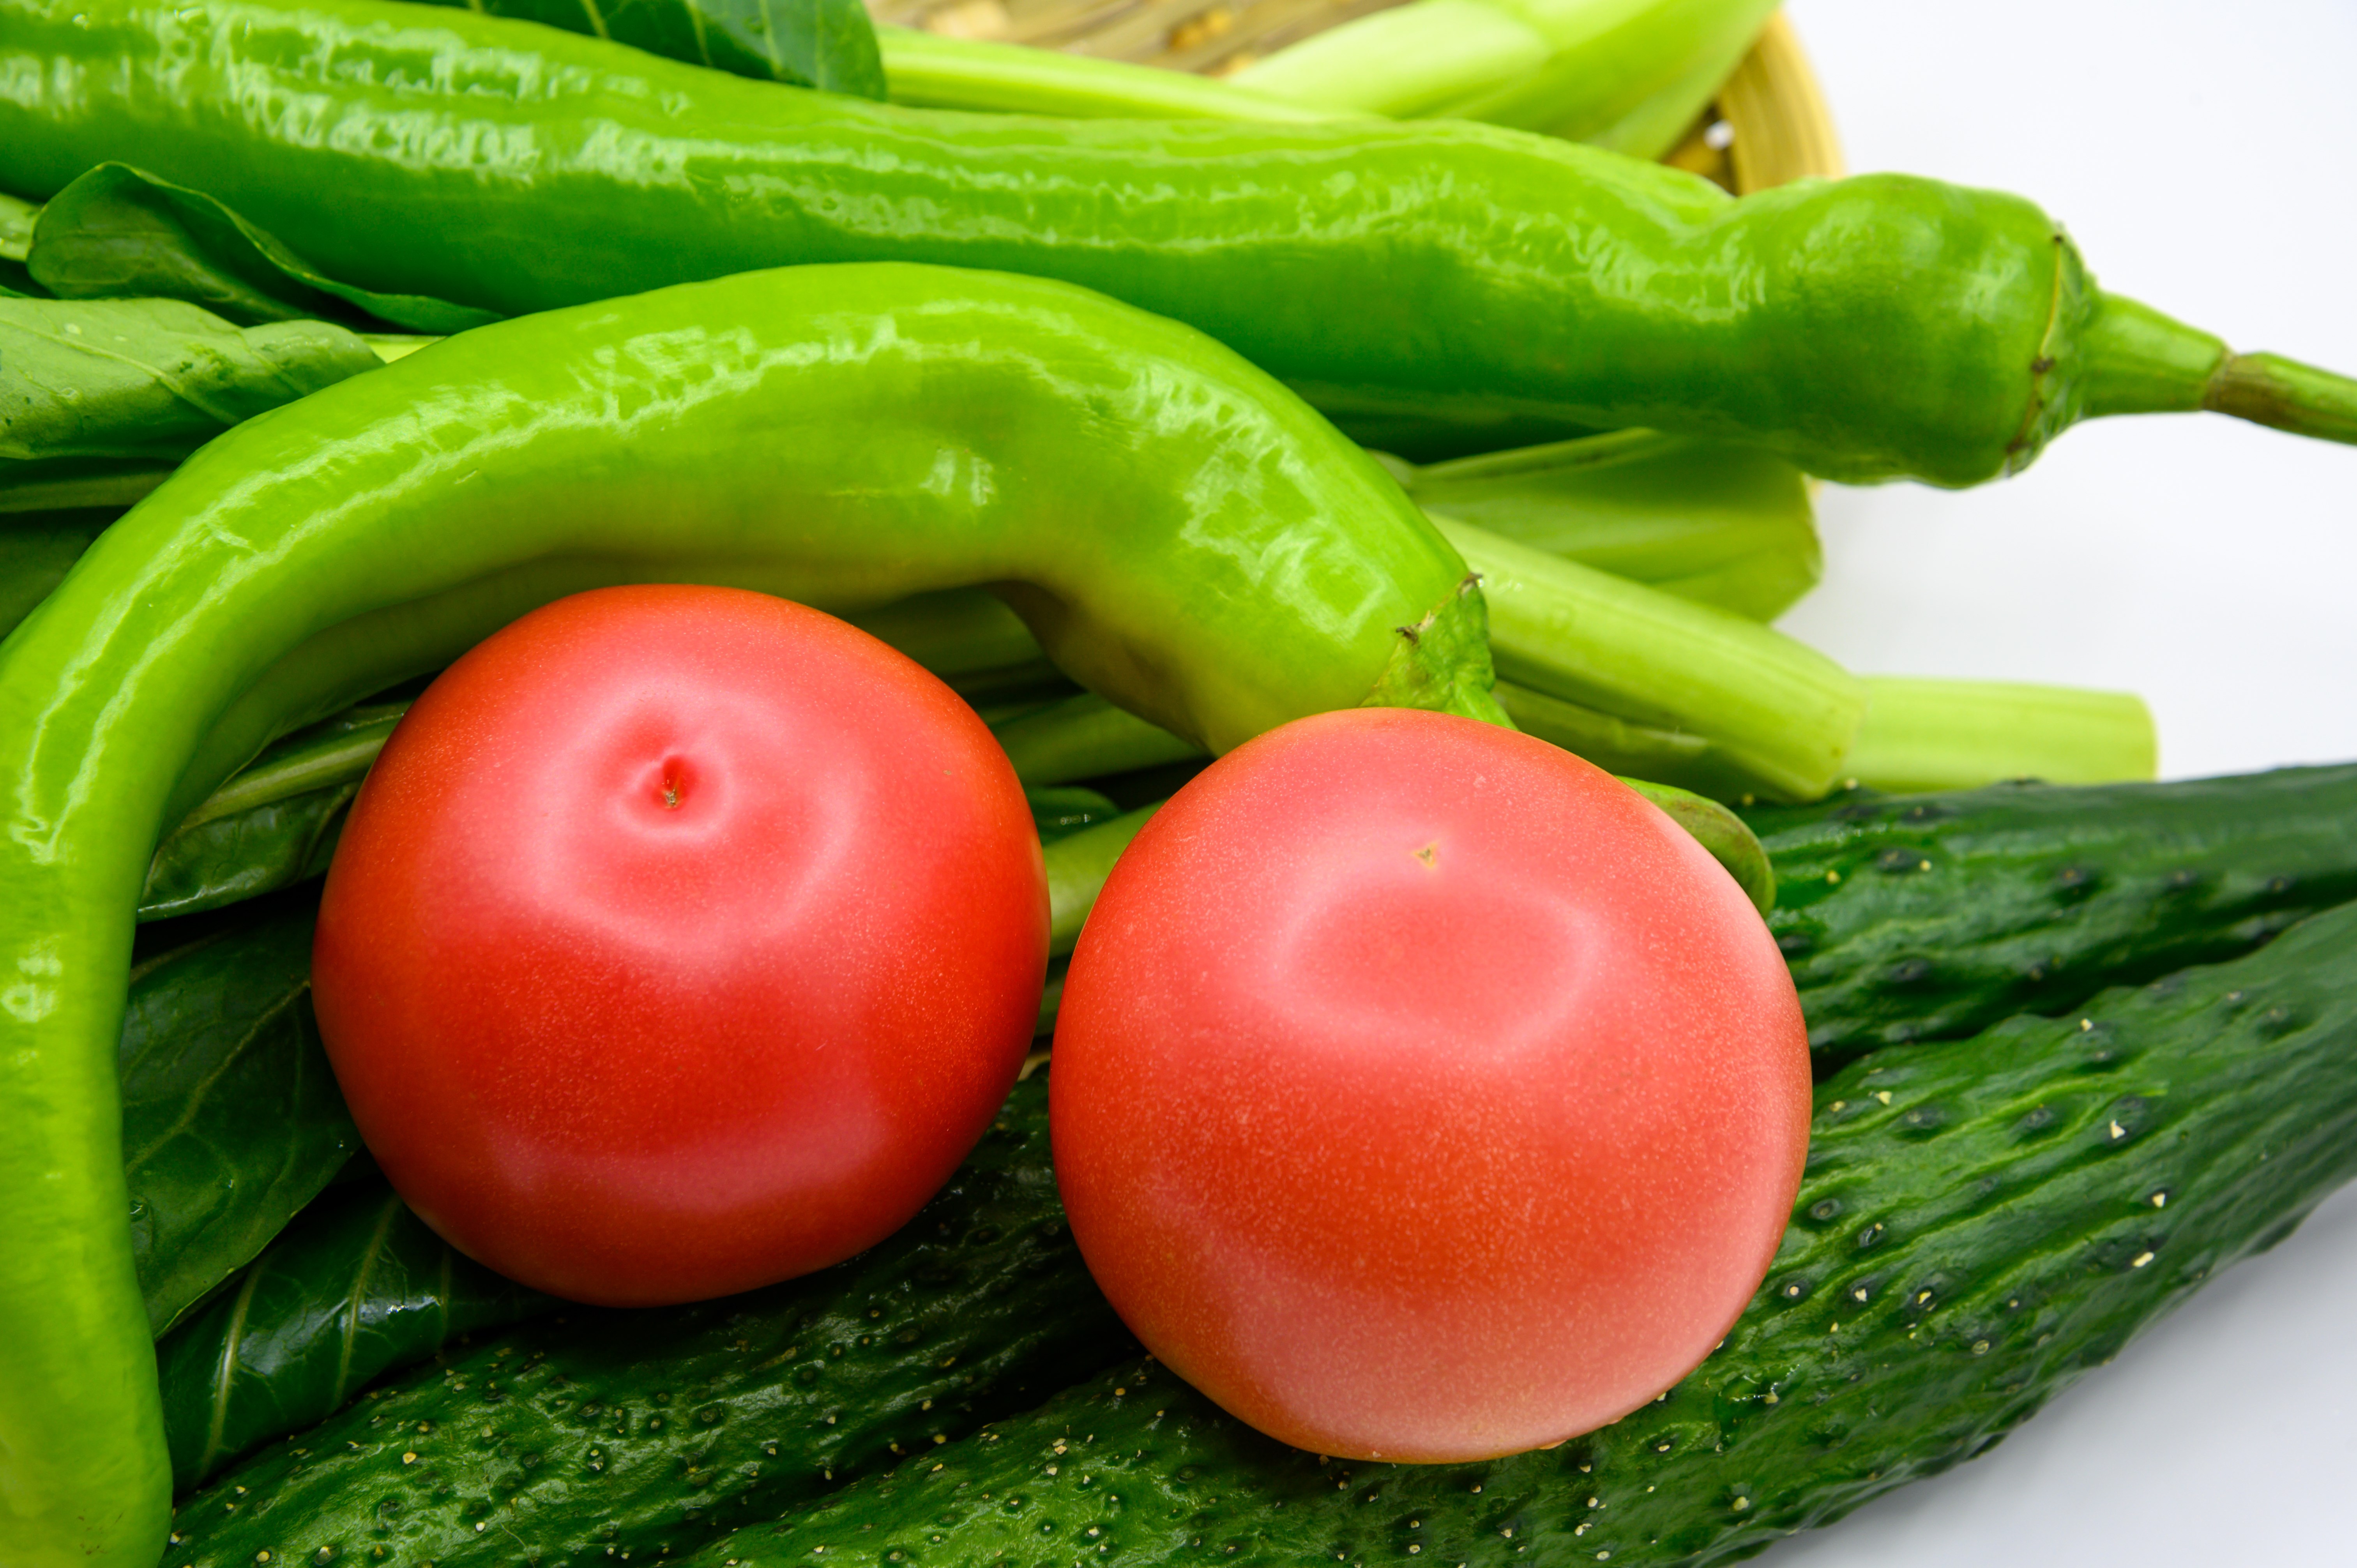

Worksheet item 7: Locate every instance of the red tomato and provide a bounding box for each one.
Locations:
[1050,708,1808,1462]
[313,585,1047,1307]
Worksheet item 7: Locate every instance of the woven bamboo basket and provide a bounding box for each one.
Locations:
[863,2,1845,194]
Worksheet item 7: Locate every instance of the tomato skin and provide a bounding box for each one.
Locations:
[313,586,1046,1307]
[1050,708,1809,1462]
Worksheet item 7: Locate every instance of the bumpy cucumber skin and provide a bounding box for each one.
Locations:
[164,1077,1134,1568]
[1744,767,2357,1067]
[680,900,2357,1566]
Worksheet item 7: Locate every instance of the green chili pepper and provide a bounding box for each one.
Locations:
[6,0,2352,484]
[0,260,1497,1568]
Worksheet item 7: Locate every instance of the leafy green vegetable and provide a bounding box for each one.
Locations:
[0,294,381,510]
[1,505,117,641]
[25,164,500,334]
[425,0,886,99]
[141,704,408,922]
[164,1075,1134,1565]
[155,1179,550,1490]
[122,900,361,1335]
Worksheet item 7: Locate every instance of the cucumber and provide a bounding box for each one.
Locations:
[162,1075,1135,1568]
[676,896,2357,1567]
[1745,766,2357,1067]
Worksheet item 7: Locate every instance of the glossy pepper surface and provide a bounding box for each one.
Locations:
[0,261,1497,1568]
[4,0,2353,485]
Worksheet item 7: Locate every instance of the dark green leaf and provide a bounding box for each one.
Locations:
[156,1179,551,1490]
[27,164,501,334]
[139,789,357,924]
[1,294,380,507]
[1,505,118,643]
[122,899,361,1335]
[431,0,885,99]
[141,704,407,922]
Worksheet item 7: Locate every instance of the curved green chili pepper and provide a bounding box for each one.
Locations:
[4,0,2352,484]
[0,260,1495,1568]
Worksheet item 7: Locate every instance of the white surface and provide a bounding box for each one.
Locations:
[1777,0,2357,782]
[1761,4,2357,1564]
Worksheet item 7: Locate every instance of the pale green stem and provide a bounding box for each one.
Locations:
[1399,430,1820,622]
[1233,0,1776,157]
[879,30,1333,121]
[0,191,36,262]
[1439,516,1866,801]
[991,692,1209,786]
[1049,804,1163,956]
[1843,677,2157,795]
[171,707,409,832]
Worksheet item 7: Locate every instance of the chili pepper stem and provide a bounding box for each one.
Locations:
[2082,291,2357,446]
[2205,350,2357,447]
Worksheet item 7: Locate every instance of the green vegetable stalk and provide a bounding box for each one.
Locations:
[140,705,406,921]
[1441,516,1867,800]
[1232,0,1779,156]
[1385,428,1822,622]
[873,0,1769,161]
[8,0,2354,484]
[1845,675,2156,793]
[876,29,1338,121]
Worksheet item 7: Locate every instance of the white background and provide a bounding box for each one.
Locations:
[1765,3,2357,1564]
